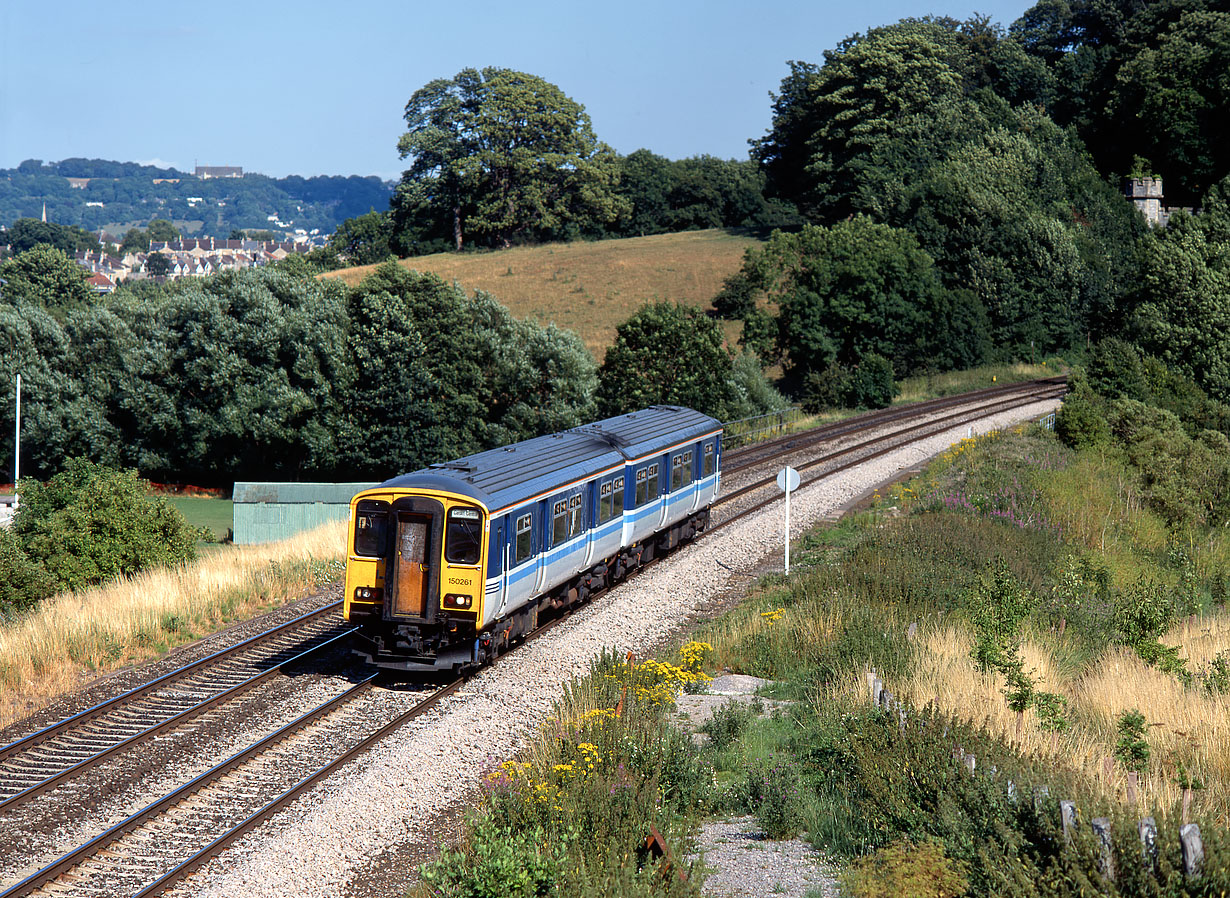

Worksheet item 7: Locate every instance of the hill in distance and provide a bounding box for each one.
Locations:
[323,229,761,360]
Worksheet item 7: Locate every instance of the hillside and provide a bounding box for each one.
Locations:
[321,229,761,359]
[0,158,392,239]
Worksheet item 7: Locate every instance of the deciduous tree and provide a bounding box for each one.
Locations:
[596,301,738,419]
[391,68,625,251]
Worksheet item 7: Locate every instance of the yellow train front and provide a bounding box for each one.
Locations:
[344,484,495,671]
[343,406,723,672]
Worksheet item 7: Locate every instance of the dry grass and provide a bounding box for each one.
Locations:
[321,230,760,360]
[894,362,1059,404]
[0,521,347,731]
[898,620,1230,825]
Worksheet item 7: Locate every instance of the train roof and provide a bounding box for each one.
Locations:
[375,405,721,513]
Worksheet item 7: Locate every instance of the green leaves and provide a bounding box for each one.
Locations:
[12,458,197,595]
[392,67,625,252]
[596,301,738,420]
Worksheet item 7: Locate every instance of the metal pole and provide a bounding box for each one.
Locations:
[784,478,790,575]
[13,373,19,512]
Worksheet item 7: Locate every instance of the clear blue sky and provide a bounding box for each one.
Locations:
[1,0,1031,181]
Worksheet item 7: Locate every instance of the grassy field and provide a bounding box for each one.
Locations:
[321,229,760,359]
[166,496,233,542]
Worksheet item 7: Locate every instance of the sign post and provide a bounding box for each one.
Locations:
[776,466,800,574]
[13,373,19,512]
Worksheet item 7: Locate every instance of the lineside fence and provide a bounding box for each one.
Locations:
[867,657,1213,885]
[721,407,807,450]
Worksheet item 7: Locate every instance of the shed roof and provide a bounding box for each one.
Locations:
[233,482,376,505]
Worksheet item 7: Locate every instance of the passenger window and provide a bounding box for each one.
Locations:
[354,500,388,557]
[568,494,584,536]
[445,507,482,564]
[671,454,683,490]
[553,499,569,545]
[646,463,659,499]
[515,513,533,564]
[682,451,693,486]
[702,443,714,477]
[612,476,624,515]
[635,468,648,506]
[599,481,613,523]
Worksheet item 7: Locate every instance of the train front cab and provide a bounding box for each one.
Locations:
[344,489,489,671]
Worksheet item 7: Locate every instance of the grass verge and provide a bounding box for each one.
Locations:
[425,421,1229,897]
[0,520,346,731]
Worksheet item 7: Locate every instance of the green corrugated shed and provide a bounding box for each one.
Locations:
[232,482,376,545]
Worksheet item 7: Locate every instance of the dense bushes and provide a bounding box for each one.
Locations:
[1056,355,1230,528]
[0,459,199,612]
[0,265,606,483]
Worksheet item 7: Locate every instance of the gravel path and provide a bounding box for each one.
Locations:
[168,399,1059,898]
[695,817,838,898]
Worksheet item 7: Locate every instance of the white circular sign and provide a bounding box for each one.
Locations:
[776,466,800,493]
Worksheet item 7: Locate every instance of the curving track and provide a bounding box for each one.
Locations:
[0,378,1064,898]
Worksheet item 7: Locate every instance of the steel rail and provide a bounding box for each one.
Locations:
[716,385,1063,509]
[722,376,1066,472]
[0,628,356,814]
[0,600,345,764]
[0,673,382,898]
[706,387,1064,539]
[6,607,577,896]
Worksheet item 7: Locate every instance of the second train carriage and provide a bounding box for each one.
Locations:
[343,406,722,671]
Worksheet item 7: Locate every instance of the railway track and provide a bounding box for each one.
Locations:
[0,379,1064,897]
[0,603,353,817]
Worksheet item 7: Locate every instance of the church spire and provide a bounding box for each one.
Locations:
[41,202,47,223]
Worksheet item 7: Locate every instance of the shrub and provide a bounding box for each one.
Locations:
[1054,381,1109,449]
[701,699,758,752]
[0,526,54,613]
[419,818,561,897]
[741,758,806,839]
[13,457,198,592]
[1113,709,1150,776]
[802,354,896,412]
[841,838,970,898]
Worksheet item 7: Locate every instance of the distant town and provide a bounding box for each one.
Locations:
[73,236,322,293]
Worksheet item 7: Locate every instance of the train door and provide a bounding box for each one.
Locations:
[494,520,509,618]
[583,480,596,568]
[392,513,431,617]
[533,502,548,594]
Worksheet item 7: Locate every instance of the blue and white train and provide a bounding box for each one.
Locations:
[342,406,722,671]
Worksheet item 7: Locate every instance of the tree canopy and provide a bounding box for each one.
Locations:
[390,67,625,252]
[597,302,740,420]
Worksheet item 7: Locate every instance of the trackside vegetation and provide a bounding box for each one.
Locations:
[0,460,200,614]
[418,411,1230,897]
[0,520,346,730]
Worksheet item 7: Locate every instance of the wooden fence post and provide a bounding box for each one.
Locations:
[1091,818,1114,882]
[1060,800,1077,843]
[1181,823,1204,878]
[1138,817,1157,871]
[1034,785,1050,812]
